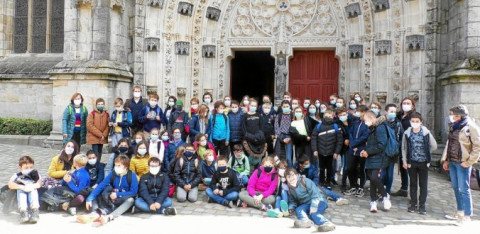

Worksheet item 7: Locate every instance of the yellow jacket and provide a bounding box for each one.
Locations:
[48,155,72,179]
[129,154,151,180]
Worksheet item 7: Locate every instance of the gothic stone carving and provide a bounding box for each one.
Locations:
[202,45,216,58]
[345,2,361,18]
[375,40,391,55]
[77,0,94,5]
[148,0,164,8]
[406,35,425,51]
[349,44,363,59]
[408,91,419,103]
[275,56,288,100]
[372,0,389,12]
[206,7,221,21]
[376,91,387,103]
[177,87,187,97]
[175,41,190,55]
[178,2,193,16]
[110,0,124,11]
[145,37,160,51]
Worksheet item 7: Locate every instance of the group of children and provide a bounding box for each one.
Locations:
[5,87,441,231]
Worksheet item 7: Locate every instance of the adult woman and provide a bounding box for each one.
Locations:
[164,96,177,124]
[62,93,88,148]
[442,105,480,223]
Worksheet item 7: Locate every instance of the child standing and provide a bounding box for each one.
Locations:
[261,102,276,154]
[8,156,42,223]
[86,98,110,158]
[109,98,133,147]
[139,93,165,139]
[402,113,437,214]
[209,101,230,157]
[228,100,243,153]
[168,100,189,142]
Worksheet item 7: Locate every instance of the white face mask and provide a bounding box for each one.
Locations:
[449,115,455,123]
[65,147,75,155]
[224,101,231,106]
[263,108,271,114]
[278,169,286,177]
[200,140,207,146]
[355,97,361,102]
[149,101,158,106]
[133,92,141,98]
[231,107,239,113]
[243,100,249,105]
[206,155,214,162]
[135,139,142,144]
[137,149,147,156]
[74,99,82,106]
[21,169,33,175]
[365,121,373,127]
[149,166,160,175]
[292,104,298,109]
[402,104,412,112]
[88,159,97,165]
[114,166,125,175]
[191,104,199,110]
[411,122,421,129]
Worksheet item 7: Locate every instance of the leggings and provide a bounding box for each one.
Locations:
[367,169,387,201]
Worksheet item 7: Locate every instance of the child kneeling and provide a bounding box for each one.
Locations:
[205,156,241,208]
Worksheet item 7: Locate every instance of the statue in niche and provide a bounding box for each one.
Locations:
[275,56,288,98]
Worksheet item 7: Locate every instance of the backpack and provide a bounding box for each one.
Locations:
[256,169,276,181]
[68,105,87,116]
[109,170,133,189]
[230,157,247,169]
[384,124,400,158]
[179,157,199,169]
[315,122,339,134]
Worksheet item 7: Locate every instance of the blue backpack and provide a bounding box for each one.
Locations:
[384,124,399,158]
[315,122,339,133]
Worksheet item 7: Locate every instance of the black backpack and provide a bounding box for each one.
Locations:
[256,169,276,182]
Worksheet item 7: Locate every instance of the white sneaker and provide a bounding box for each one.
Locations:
[445,211,464,220]
[460,216,471,224]
[335,198,349,206]
[294,219,313,228]
[382,194,391,211]
[317,221,336,232]
[370,201,378,213]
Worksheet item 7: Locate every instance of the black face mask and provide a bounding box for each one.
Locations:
[264,166,273,173]
[118,147,128,153]
[322,117,333,124]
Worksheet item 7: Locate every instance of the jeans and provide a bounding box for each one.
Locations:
[319,155,333,184]
[238,191,275,209]
[275,189,289,209]
[17,189,39,211]
[449,162,473,216]
[134,197,173,214]
[399,156,409,190]
[320,187,342,201]
[240,175,249,187]
[368,169,387,201]
[92,144,104,161]
[205,188,239,204]
[275,138,293,167]
[295,200,329,226]
[111,133,124,148]
[176,186,198,202]
[408,162,429,207]
[381,161,395,194]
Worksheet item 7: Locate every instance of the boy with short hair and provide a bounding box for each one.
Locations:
[8,156,42,224]
[168,100,189,142]
[139,93,165,139]
[228,144,251,187]
[110,98,133,147]
[261,102,276,154]
[205,156,241,208]
[228,100,243,153]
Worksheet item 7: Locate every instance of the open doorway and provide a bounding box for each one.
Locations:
[231,51,275,102]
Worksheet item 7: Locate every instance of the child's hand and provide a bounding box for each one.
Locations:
[313,151,319,157]
[333,153,339,159]
[86,201,92,211]
[219,190,224,196]
[155,202,161,209]
[213,189,219,195]
[310,208,317,214]
[149,203,157,211]
[110,192,117,200]
[403,163,408,170]
[23,184,33,192]
[63,174,72,183]
[443,161,449,171]
[155,116,160,121]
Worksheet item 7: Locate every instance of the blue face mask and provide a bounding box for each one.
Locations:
[371,108,379,116]
[330,100,336,105]
[354,112,361,117]
[304,164,310,169]
[185,151,194,158]
[335,103,343,108]
[150,135,159,141]
[388,113,397,120]
[339,116,348,122]
[249,106,257,112]
[161,135,169,141]
[218,166,227,172]
[295,112,303,119]
[309,109,316,115]
[176,107,183,112]
[282,107,290,113]
[349,104,357,110]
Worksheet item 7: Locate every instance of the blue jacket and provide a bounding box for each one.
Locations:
[228,111,243,142]
[287,177,326,211]
[201,161,217,179]
[85,162,105,186]
[209,113,230,142]
[138,172,170,205]
[64,167,90,194]
[62,104,88,144]
[164,140,186,171]
[86,171,139,202]
[347,119,370,156]
[124,98,147,128]
[364,123,388,170]
[109,110,132,137]
[189,115,211,142]
[294,163,319,184]
[139,105,164,132]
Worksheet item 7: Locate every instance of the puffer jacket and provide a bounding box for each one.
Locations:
[402,126,438,164]
[311,121,343,156]
[138,172,170,205]
[364,123,388,170]
[62,104,88,145]
[129,154,151,180]
[228,110,243,142]
[167,110,189,135]
[441,117,480,166]
[189,115,211,143]
[86,109,110,144]
[173,155,202,188]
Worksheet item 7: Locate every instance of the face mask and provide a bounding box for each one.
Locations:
[185,151,194,158]
[168,101,175,107]
[150,167,160,175]
[65,147,75,155]
[388,113,396,120]
[292,104,298,109]
[119,147,128,153]
[135,138,142,144]
[231,107,239,113]
[330,100,336,105]
[88,159,97,165]
[449,115,455,123]
[206,155,214,162]
[191,104,199,110]
[116,107,123,112]
[354,112,361,117]
[74,99,82,106]
[173,133,181,139]
[263,108,271,114]
[150,135,159,141]
[295,112,303,119]
[264,166,273,173]
[176,107,183,112]
[218,109,225,113]
[97,106,104,111]
[243,100,249,105]
[355,97,361,102]
[336,103,343,108]
[218,166,227,172]
[320,109,326,114]
[114,166,125,175]
[137,149,147,156]
[21,169,33,175]
[282,107,290,113]
[303,164,310,169]
[411,122,421,129]
[200,140,207,146]
[309,109,316,115]
[349,104,357,110]
[235,152,243,158]
[402,104,412,112]
[278,169,286,177]
[303,103,309,109]
[204,99,211,104]
[134,92,141,98]
[323,117,333,122]
[224,101,231,106]
[315,103,320,108]
[365,121,373,127]
[149,101,158,106]
[339,116,348,122]
[371,108,379,116]
[249,106,257,112]
[161,135,169,141]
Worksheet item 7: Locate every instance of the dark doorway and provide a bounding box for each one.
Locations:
[231,51,275,102]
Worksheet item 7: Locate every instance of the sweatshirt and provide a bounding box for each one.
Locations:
[247,166,278,198]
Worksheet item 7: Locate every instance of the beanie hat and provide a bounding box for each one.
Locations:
[176,100,184,106]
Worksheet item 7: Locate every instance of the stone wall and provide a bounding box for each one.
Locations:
[0,80,52,119]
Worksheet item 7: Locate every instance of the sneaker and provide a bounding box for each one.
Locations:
[266,209,283,218]
[370,201,378,213]
[343,188,357,196]
[223,200,234,208]
[391,189,408,197]
[19,210,29,224]
[294,219,313,228]
[445,211,464,220]
[280,200,289,215]
[29,208,39,224]
[460,216,472,223]
[68,207,77,216]
[331,180,339,186]
[98,215,112,225]
[76,214,98,224]
[408,204,417,213]
[261,204,273,211]
[340,185,347,193]
[335,198,349,206]
[164,207,177,216]
[130,206,136,214]
[355,188,365,198]
[418,206,426,215]
[317,221,336,232]
[382,194,391,211]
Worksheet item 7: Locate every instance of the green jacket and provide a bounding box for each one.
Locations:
[62,104,88,145]
[228,154,250,177]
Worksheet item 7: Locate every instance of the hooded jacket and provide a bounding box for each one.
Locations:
[247,166,278,198]
[364,123,388,170]
[402,126,438,164]
[86,109,110,144]
[173,155,202,188]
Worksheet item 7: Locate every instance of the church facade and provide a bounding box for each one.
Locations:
[1,0,480,145]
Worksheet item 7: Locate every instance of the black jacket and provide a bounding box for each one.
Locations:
[138,172,170,205]
[173,155,202,188]
[311,121,344,156]
[208,169,241,196]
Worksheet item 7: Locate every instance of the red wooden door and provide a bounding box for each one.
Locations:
[288,51,339,102]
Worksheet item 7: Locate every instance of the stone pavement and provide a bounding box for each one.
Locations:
[0,144,478,233]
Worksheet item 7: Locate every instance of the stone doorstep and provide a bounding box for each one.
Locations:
[0,135,48,148]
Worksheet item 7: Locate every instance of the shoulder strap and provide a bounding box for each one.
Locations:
[230,157,235,168]
[256,169,261,178]
[333,123,339,133]
[68,105,72,115]
[82,106,87,115]
[315,122,322,132]
[222,114,227,124]
[127,171,132,187]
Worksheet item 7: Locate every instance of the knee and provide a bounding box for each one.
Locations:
[126,197,135,204]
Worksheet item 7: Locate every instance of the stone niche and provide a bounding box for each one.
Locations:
[178,2,193,16]
[202,45,216,58]
[175,41,190,55]
[375,40,392,55]
[147,0,164,8]
[145,37,160,51]
[349,44,363,59]
[345,2,361,18]
[406,35,425,51]
[206,7,221,21]
[372,0,390,12]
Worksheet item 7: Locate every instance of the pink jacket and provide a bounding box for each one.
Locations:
[247,166,278,198]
